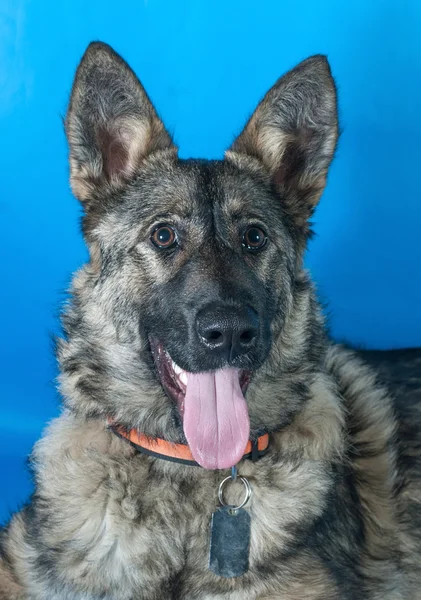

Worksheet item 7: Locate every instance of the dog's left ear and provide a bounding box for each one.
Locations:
[227,55,338,226]
[66,42,176,202]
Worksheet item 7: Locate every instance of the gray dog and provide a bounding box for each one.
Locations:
[1,42,420,599]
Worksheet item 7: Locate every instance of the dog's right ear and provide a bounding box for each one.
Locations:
[66,42,176,202]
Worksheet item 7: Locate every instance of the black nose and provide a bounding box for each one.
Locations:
[196,304,259,360]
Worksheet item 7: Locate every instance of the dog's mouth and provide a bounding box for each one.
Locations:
[150,339,251,469]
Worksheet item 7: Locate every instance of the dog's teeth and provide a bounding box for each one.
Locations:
[169,357,188,385]
[179,372,188,386]
[172,360,182,375]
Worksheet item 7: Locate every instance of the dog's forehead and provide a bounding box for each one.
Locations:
[97,157,290,250]
[127,158,274,220]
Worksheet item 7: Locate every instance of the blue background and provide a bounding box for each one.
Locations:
[1,0,420,521]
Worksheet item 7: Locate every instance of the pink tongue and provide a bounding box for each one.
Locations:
[183,369,250,470]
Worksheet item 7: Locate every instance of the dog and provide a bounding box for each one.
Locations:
[1,41,420,599]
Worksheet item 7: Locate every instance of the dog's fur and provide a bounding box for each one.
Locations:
[1,42,420,599]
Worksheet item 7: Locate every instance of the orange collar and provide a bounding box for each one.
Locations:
[109,422,270,467]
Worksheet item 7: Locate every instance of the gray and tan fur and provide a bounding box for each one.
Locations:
[1,42,420,599]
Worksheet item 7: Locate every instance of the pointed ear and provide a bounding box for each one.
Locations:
[227,55,338,226]
[65,42,176,202]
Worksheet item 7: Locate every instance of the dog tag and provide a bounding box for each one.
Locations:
[209,505,251,578]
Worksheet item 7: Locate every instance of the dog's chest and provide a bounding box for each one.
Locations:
[75,456,333,599]
[35,424,335,599]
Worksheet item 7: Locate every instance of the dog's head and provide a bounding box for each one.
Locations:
[60,42,338,468]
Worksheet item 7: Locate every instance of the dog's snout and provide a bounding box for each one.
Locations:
[196,304,259,360]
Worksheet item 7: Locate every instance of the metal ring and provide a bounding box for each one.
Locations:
[218,476,252,510]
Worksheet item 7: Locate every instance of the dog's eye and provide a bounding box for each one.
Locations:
[151,225,178,249]
[242,226,267,251]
